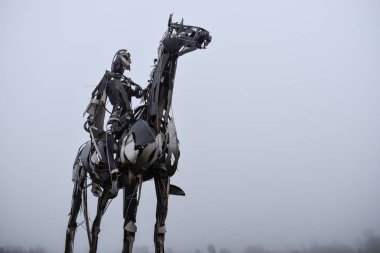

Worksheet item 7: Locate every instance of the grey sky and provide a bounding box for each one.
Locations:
[0,0,379,252]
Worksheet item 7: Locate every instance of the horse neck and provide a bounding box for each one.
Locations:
[147,51,179,133]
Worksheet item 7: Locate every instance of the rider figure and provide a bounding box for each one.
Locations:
[83,49,143,197]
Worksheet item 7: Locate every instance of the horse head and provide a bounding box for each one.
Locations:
[162,14,212,56]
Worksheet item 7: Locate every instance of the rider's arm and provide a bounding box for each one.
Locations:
[123,76,143,99]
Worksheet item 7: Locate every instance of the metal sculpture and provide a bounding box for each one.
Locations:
[65,15,211,253]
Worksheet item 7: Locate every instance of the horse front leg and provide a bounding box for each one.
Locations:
[89,185,116,253]
[65,166,86,253]
[154,175,169,253]
[122,171,139,253]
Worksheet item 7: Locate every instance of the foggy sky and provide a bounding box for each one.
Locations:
[0,0,379,252]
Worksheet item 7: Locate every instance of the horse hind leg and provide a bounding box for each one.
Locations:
[154,175,169,253]
[65,163,86,253]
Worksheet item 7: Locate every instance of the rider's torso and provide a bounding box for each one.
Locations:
[106,78,133,112]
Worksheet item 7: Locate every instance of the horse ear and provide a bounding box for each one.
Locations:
[178,18,184,33]
[168,13,173,27]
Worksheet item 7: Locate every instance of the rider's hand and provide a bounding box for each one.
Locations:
[134,85,142,93]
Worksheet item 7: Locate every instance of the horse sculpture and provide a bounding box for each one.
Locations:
[65,15,211,253]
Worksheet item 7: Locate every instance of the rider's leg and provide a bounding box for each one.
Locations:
[65,165,86,253]
[106,132,119,198]
[154,174,169,253]
[122,171,139,253]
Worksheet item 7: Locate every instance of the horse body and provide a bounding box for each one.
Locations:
[65,15,211,253]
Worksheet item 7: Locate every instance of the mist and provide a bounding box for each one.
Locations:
[0,0,379,252]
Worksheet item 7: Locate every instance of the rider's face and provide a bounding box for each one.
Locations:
[121,55,131,71]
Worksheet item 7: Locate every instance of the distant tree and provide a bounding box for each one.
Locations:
[195,249,202,253]
[219,248,231,253]
[244,245,265,253]
[28,246,45,253]
[134,246,151,253]
[359,231,380,253]
[4,246,24,253]
[207,244,216,253]
[0,246,46,253]
[306,243,356,253]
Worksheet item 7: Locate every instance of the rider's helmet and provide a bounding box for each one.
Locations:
[111,49,131,74]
